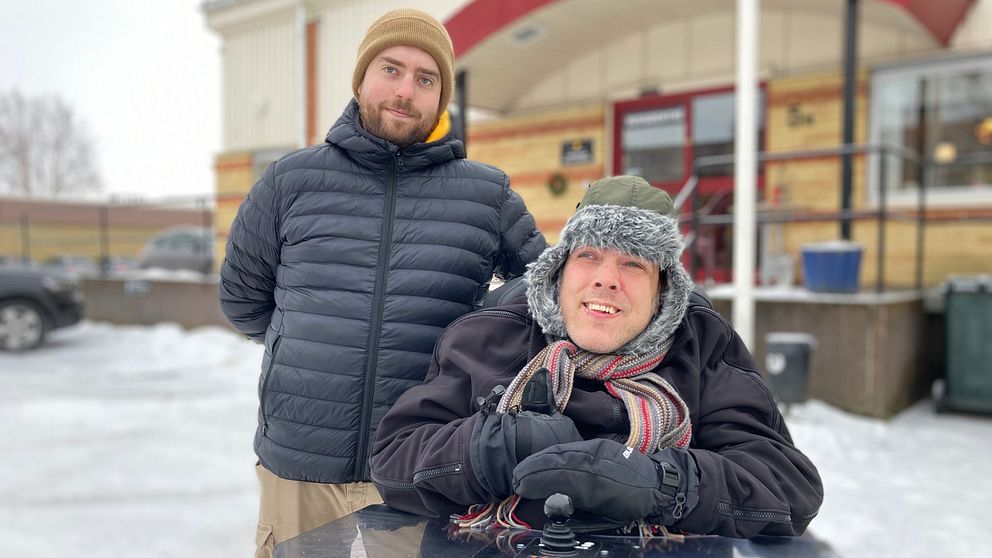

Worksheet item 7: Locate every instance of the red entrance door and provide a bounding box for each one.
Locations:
[613,86,766,283]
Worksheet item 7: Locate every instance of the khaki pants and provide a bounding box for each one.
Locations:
[255,463,384,558]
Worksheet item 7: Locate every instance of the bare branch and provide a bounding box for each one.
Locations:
[0,89,103,198]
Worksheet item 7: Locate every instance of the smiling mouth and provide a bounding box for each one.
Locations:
[585,302,619,315]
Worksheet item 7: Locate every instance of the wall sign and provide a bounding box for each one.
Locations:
[623,106,685,128]
[787,103,815,127]
[561,139,594,165]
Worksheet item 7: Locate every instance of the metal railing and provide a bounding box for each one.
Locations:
[675,143,929,293]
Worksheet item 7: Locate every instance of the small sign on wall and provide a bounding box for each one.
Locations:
[124,280,152,296]
[561,139,594,166]
[787,103,814,127]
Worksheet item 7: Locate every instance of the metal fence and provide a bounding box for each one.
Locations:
[676,144,992,292]
[0,195,214,276]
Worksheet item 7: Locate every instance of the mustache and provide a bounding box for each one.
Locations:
[381,100,420,118]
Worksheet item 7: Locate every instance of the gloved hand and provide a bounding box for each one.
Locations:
[470,369,583,499]
[512,438,700,525]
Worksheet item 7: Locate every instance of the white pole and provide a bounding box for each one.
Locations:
[733,0,759,349]
[296,0,307,147]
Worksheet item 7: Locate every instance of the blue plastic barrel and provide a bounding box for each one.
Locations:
[801,241,862,293]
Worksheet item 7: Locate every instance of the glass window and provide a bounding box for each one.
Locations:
[926,70,992,189]
[692,91,766,177]
[871,54,992,200]
[173,234,197,251]
[875,77,922,194]
[621,106,686,183]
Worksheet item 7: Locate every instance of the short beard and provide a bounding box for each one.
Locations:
[358,97,437,148]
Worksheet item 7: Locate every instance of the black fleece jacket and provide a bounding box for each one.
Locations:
[370,301,823,538]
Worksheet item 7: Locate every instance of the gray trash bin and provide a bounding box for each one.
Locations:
[764,332,817,405]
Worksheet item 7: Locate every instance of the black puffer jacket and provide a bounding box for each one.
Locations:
[219,100,546,483]
[371,302,823,538]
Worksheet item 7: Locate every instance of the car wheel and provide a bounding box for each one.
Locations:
[0,300,48,351]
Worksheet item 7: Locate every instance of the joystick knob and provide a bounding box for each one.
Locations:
[544,492,574,522]
[540,493,577,555]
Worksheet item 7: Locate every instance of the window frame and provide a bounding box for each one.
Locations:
[868,52,992,208]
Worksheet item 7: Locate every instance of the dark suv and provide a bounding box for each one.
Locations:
[0,265,84,351]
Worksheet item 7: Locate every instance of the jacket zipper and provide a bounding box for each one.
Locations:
[370,471,413,490]
[716,501,795,524]
[413,463,463,484]
[355,152,400,480]
[260,335,283,435]
[611,400,625,432]
[370,463,464,491]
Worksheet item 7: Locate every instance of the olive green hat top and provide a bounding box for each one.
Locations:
[577,175,676,217]
[352,9,455,112]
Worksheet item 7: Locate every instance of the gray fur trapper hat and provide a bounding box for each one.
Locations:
[525,175,694,355]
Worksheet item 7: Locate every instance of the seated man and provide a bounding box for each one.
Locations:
[370,176,822,538]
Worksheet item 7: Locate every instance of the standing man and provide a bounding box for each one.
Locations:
[219,9,546,557]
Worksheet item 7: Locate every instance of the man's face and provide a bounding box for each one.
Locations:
[357,45,442,148]
[559,246,661,354]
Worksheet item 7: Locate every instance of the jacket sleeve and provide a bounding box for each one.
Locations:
[218,164,282,341]
[371,312,529,518]
[370,339,486,518]
[672,308,823,538]
[494,176,547,280]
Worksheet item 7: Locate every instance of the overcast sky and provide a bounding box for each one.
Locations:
[0,0,220,201]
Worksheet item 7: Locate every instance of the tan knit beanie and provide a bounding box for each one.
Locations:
[352,9,455,112]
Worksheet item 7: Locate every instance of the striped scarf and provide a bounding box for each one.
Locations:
[497,339,692,453]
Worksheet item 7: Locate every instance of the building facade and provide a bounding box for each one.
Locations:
[203,0,992,288]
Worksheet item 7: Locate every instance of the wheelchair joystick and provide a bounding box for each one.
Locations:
[540,493,577,555]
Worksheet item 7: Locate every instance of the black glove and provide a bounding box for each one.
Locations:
[512,438,700,525]
[470,369,583,499]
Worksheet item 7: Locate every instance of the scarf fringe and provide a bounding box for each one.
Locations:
[451,496,684,542]
[452,495,530,530]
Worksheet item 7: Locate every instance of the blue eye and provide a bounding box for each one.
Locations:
[419,76,435,87]
[622,258,650,271]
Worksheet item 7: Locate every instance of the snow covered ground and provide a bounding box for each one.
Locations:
[1,321,990,558]
[0,322,261,558]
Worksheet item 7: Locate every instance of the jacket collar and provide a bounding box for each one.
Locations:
[324,99,465,170]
